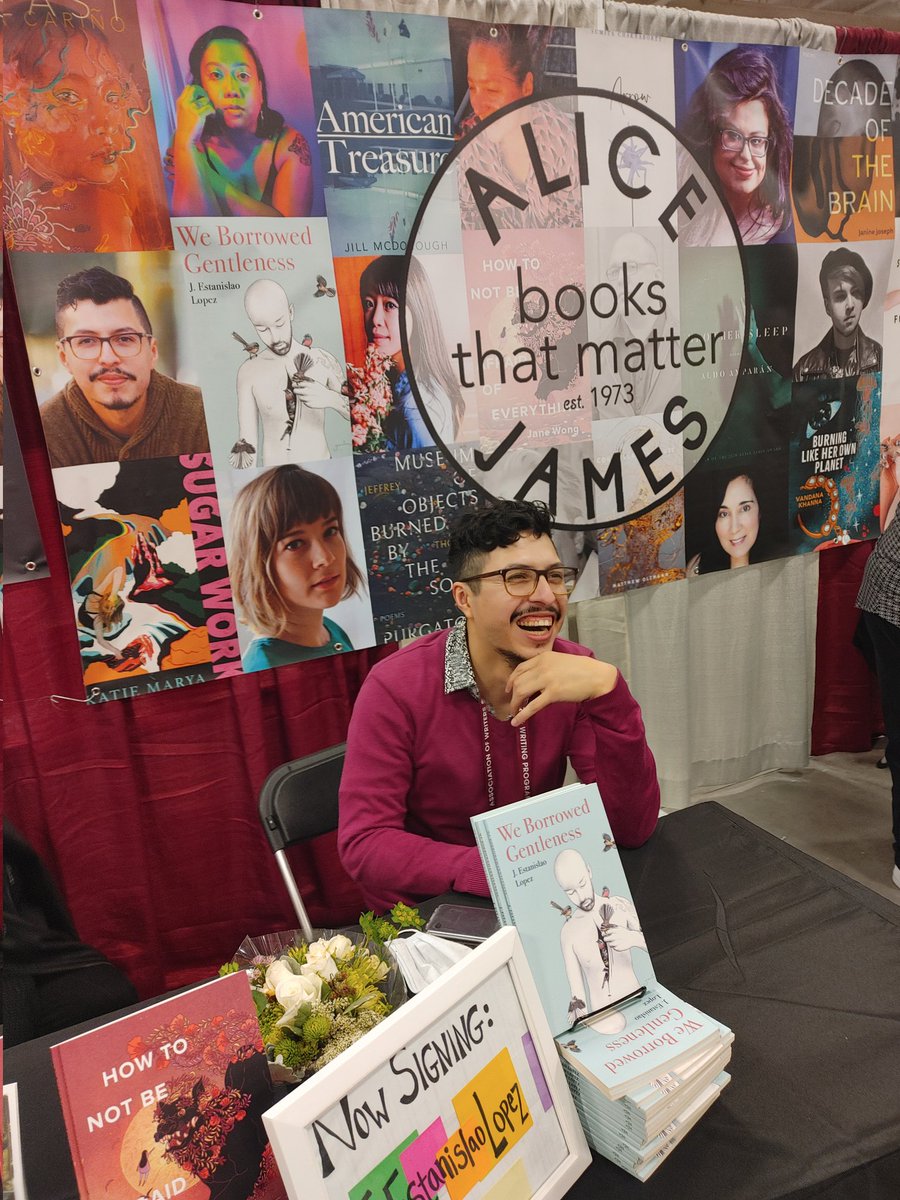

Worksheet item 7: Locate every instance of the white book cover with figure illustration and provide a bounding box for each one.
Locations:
[471,782,655,1038]
[472,782,731,1100]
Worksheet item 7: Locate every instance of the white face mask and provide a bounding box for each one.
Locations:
[387,931,472,993]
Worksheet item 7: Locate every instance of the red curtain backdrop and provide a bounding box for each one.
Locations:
[811,543,883,755]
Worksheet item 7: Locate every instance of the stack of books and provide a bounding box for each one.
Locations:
[472,781,733,1181]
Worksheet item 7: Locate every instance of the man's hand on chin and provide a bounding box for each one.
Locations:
[507,653,618,726]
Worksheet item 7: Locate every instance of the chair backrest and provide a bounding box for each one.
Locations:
[259,743,347,853]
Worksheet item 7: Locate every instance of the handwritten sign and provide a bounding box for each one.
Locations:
[265,929,589,1200]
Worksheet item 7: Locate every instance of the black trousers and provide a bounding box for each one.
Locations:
[3,961,138,1048]
[862,610,900,868]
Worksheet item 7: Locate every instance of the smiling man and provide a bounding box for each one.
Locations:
[43,267,209,469]
[793,249,882,382]
[338,499,659,911]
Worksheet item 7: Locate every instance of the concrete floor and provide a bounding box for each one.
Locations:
[692,743,899,905]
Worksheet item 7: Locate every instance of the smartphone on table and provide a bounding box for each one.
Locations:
[424,903,500,944]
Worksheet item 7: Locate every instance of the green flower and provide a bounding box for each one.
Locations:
[390,903,425,931]
[302,1010,333,1046]
[359,911,397,947]
[218,961,240,976]
[258,1000,287,1044]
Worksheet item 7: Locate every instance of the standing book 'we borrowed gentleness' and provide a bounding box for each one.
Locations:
[51,971,286,1200]
[472,781,733,1177]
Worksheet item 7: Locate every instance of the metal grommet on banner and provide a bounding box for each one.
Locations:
[32,366,41,376]
[253,8,263,18]
[25,561,37,572]
[681,43,688,52]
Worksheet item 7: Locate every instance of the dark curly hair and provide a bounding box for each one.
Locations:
[447,499,554,583]
[56,266,152,337]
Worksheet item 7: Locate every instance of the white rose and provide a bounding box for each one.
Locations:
[266,959,323,1009]
[320,934,354,961]
[302,955,338,982]
[276,972,324,1029]
[305,940,344,978]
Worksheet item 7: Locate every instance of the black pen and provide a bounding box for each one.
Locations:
[571,985,648,1033]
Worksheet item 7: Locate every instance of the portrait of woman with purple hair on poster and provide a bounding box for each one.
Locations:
[679,46,794,246]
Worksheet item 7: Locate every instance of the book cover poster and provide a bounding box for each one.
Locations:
[54,457,224,703]
[792,51,895,243]
[684,448,789,576]
[51,972,285,1200]
[674,246,747,474]
[460,226,591,448]
[473,783,655,1038]
[171,216,351,471]
[710,243,796,463]
[2,0,171,253]
[789,372,882,552]
[306,8,457,257]
[354,446,478,643]
[220,455,376,670]
[335,252,471,456]
[575,29,674,125]
[583,223,682,422]
[11,249,212,472]
[792,240,891,386]
[449,20,577,137]
[138,0,323,219]
[881,223,900,530]
[2,1081,27,1200]
[577,40,679,235]
[674,42,799,248]
[594,492,685,596]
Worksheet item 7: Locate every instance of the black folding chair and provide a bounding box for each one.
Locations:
[258,743,346,942]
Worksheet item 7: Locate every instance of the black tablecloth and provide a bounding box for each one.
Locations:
[7,802,900,1198]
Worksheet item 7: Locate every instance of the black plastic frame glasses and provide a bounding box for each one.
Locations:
[458,566,578,597]
[716,127,773,158]
[59,332,152,360]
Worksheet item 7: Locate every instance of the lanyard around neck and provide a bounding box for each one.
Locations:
[481,702,530,809]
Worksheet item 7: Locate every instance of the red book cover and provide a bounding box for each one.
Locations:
[50,972,286,1200]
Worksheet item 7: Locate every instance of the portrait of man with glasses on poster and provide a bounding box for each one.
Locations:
[43,266,210,468]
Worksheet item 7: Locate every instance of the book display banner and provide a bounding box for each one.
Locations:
[3,2,897,699]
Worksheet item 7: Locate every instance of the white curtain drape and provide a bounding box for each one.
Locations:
[603,2,836,49]
[319,0,607,30]
[320,0,826,808]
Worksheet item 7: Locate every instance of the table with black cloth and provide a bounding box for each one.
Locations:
[6,802,900,1199]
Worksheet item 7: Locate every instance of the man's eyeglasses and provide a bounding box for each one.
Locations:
[606,260,656,284]
[59,332,152,360]
[459,566,578,597]
[717,128,773,158]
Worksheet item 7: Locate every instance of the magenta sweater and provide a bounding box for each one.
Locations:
[338,630,660,912]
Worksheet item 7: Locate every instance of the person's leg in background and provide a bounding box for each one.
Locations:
[863,610,900,887]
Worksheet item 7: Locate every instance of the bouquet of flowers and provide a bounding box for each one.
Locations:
[347,345,395,452]
[221,906,422,1084]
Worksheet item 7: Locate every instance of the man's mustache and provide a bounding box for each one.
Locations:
[89,367,138,382]
[510,602,561,624]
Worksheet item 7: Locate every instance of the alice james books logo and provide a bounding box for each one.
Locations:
[407,89,750,530]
